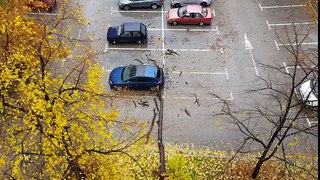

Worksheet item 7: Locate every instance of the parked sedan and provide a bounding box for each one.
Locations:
[171,0,212,8]
[109,65,165,91]
[167,5,213,26]
[107,22,147,44]
[118,0,164,10]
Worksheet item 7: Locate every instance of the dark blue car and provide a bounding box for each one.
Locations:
[107,22,147,44]
[109,65,164,91]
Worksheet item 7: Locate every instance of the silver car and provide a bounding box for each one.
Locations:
[118,0,164,10]
[171,0,212,7]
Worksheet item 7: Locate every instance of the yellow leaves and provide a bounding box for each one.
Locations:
[288,136,299,147]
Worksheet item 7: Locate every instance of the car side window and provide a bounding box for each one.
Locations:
[122,31,131,37]
[132,31,140,37]
[184,12,190,18]
[130,77,152,82]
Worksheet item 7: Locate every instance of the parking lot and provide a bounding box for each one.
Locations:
[75,0,317,150]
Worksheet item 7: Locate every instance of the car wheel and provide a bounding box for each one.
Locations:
[137,40,142,44]
[199,22,205,26]
[123,5,130,10]
[111,41,117,45]
[172,21,178,26]
[151,4,158,9]
[114,86,123,91]
[200,2,207,6]
[173,3,181,8]
[150,86,158,92]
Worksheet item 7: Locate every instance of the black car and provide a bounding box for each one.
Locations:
[107,22,147,44]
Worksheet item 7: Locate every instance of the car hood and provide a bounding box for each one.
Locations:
[167,8,179,19]
[109,67,124,84]
[107,26,119,40]
[300,80,318,105]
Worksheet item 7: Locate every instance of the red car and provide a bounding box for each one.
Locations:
[167,5,213,26]
[27,0,57,12]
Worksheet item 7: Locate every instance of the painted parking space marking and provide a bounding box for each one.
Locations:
[266,20,315,29]
[282,62,317,73]
[108,94,234,101]
[305,115,318,127]
[172,71,227,76]
[244,33,259,76]
[274,40,318,50]
[148,27,219,32]
[259,3,306,11]
[29,12,59,16]
[110,6,167,14]
[62,29,82,67]
[104,46,211,52]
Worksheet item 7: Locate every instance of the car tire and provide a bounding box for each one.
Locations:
[111,41,117,45]
[200,2,207,6]
[172,21,178,26]
[137,40,142,44]
[114,86,123,91]
[150,86,158,92]
[199,22,205,26]
[151,4,158,9]
[173,3,181,8]
[123,5,130,10]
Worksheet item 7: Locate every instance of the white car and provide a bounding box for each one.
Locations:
[298,77,318,107]
[171,0,212,7]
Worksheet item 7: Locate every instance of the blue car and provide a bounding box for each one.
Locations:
[109,65,164,91]
[107,22,147,45]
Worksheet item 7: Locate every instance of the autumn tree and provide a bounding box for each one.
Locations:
[0,0,158,179]
[215,20,318,178]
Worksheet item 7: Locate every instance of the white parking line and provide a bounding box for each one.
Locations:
[62,29,82,67]
[283,62,290,73]
[266,20,315,30]
[161,5,165,66]
[104,47,211,52]
[274,40,318,50]
[109,94,232,101]
[274,40,280,50]
[29,12,58,16]
[148,28,219,32]
[172,71,227,75]
[259,3,305,11]
[111,7,167,14]
[228,92,233,100]
[225,68,229,80]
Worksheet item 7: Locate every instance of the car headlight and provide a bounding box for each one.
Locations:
[109,80,113,84]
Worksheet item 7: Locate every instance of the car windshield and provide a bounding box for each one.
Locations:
[122,66,137,81]
[202,8,208,17]
[311,78,318,97]
[140,23,146,36]
[117,25,123,36]
[178,6,187,17]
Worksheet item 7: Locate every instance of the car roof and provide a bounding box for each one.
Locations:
[187,5,202,13]
[123,22,143,32]
[134,65,158,78]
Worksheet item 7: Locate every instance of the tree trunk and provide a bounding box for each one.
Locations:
[251,157,264,179]
[158,90,166,179]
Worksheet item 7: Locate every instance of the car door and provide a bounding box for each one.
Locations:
[190,13,201,24]
[131,31,141,43]
[132,0,148,8]
[119,31,132,42]
[128,77,153,89]
[180,13,191,24]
